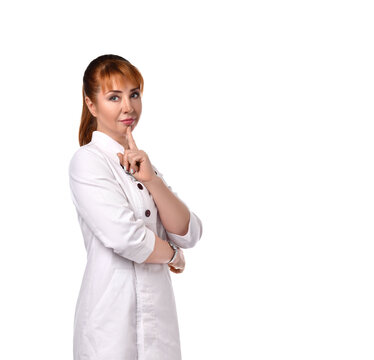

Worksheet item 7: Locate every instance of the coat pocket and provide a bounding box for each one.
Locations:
[83,268,138,358]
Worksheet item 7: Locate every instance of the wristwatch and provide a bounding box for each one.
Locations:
[167,240,179,264]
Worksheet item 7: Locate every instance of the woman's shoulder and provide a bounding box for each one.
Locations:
[68,143,108,177]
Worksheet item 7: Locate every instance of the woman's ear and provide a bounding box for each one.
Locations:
[85,96,97,117]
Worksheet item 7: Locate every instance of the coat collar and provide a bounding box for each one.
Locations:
[89,130,145,181]
[90,130,125,161]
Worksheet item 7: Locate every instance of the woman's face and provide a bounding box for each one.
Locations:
[85,76,142,148]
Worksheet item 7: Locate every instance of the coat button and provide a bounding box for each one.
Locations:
[137,183,143,190]
[145,209,151,217]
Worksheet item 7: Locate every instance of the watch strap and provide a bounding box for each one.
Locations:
[167,240,179,264]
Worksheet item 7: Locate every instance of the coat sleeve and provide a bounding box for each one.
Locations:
[152,164,203,249]
[68,148,156,263]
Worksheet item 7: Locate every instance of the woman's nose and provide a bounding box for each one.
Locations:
[122,98,133,113]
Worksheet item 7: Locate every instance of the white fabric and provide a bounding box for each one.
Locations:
[68,130,203,359]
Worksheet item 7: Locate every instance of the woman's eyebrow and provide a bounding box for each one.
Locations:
[105,87,140,94]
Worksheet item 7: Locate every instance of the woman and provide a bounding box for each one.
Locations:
[68,54,203,359]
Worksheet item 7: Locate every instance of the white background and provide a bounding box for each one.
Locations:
[0,1,373,359]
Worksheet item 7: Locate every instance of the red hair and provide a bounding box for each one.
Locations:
[79,54,144,146]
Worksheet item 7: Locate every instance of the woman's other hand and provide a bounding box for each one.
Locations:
[168,248,185,273]
[117,126,158,184]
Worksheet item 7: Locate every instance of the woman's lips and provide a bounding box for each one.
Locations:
[119,118,134,125]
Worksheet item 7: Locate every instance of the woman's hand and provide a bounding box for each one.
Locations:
[168,248,185,274]
[117,126,158,184]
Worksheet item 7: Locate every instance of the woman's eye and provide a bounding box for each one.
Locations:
[109,92,140,101]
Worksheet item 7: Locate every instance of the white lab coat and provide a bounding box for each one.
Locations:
[68,130,203,360]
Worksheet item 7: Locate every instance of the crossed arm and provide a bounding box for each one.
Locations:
[144,175,190,237]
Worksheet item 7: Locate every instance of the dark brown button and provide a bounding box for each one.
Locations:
[154,170,157,175]
[137,183,143,190]
[145,209,151,217]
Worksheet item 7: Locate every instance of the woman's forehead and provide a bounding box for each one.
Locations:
[100,75,138,93]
